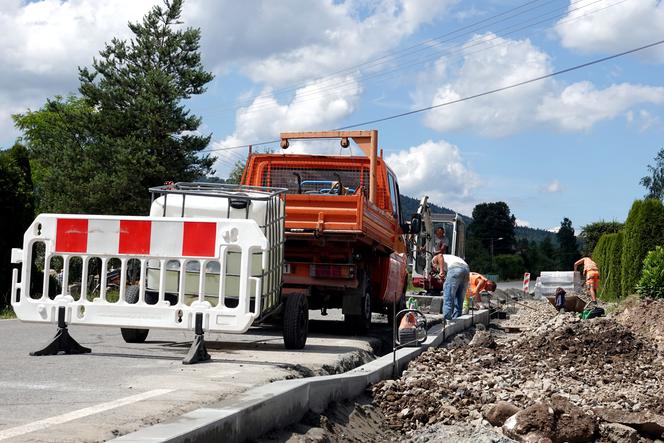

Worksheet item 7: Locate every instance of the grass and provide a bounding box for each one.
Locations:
[0,306,16,319]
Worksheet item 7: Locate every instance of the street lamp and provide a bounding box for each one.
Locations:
[490,237,504,270]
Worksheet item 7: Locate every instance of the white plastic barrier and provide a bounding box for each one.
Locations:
[11,214,271,333]
[534,271,581,297]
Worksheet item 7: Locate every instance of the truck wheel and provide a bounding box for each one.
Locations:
[121,285,149,343]
[345,280,372,334]
[121,328,149,343]
[283,293,308,349]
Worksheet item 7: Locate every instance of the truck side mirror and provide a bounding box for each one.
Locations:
[410,214,422,234]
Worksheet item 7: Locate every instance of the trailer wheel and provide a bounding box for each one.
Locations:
[121,285,149,343]
[345,278,372,334]
[283,293,308,349]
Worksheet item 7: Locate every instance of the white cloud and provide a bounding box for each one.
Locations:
[385,140,480,213]
[555,0,664,62]
[211,75,362,176]
[541,179,562,193]
[417,32,664,137]
[422,33,553,137]
[537,82,664,131]
[226,0,455,86]
[515,218,530,228]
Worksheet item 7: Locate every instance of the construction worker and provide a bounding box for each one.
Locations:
[573,256,599,302]
[433,253,469,319]
[463,272,497,314]
[433,226,448,255]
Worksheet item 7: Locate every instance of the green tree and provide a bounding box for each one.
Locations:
[468,202,516,256]
[556,217,579,270]
[640,148,664,200]
[636,246,664,299]
[225,160,246,184]
[578,220,623,257]
[0,144,35,308]
[14,0,213,215]
[621,199,664,295]
[592,232,623,301]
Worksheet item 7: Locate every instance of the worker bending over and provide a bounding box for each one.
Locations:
[463,272,497,314]
[574,257,600,302]
[432,252,470,319]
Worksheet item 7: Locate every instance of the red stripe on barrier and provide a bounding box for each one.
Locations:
[182,222,216,257]
[119,220,152,255]
[55,219,88,253]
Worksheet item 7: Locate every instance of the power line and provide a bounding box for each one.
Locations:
[336,38,664,130]
[210,0,560,111]
[208,0,622,118]
[202,38,664,155]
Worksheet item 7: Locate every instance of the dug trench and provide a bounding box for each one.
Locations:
[257,298,664,443]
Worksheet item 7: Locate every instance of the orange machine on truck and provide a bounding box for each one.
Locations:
[243,130,420,336]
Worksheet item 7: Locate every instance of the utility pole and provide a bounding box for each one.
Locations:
[490,237,504,270]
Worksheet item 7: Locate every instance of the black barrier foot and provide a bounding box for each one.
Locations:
[183,313,210,365]
[30,307,91,356]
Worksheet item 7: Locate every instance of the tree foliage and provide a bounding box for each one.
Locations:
[621,199,664,295]
[640,148,664,200]
[556,217,579,270]
[14,0,213,215]
[636,246,664,299]
[592,232,623,301]
[0,144,35,308]
[468,202,516,255]
[579,220,623,257]
[225,160,246,184]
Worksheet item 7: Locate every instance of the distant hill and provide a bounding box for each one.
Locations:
[515,226,558,244]
[400,194,557,243]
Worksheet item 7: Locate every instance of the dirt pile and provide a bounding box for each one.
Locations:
[615,298,664,351]
[372,314,664,440]
[498,298,558,330]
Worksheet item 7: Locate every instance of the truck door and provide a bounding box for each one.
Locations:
[383,172,407,302]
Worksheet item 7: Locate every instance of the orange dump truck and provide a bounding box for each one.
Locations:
[242,130,420,337]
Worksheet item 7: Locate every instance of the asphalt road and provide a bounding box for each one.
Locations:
[0,313,388,443]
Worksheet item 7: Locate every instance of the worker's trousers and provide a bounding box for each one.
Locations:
[442,266,470,320]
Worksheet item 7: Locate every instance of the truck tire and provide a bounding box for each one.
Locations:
[283,293,308,349]
[121,327,149,343]
[345,277,372,334]
[121,285,149,343]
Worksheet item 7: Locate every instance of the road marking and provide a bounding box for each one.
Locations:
[0,389,173,441]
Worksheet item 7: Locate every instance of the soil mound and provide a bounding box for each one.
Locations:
[372,314,664,437]
[615,298,664,351]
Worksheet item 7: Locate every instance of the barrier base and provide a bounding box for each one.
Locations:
[30,307,91,356]
[183,313,211,365]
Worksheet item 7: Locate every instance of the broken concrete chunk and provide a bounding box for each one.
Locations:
[594,408,664,438]
[484,401,521,427]
[469,330,497,349]
[600,422,639,443]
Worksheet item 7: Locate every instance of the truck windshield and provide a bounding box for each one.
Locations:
[263,167,369,195]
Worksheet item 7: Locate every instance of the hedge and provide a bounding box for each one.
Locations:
[592,231,622,301]
[620,199,664,296]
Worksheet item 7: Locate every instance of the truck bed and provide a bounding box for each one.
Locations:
[284,193,397,252]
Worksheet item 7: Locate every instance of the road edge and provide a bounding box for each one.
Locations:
[112,310,489,443]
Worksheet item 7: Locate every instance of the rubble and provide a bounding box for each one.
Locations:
[371,306,664,441]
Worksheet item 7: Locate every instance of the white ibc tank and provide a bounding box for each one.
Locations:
[150,193,270,225]
[146,193,283,307]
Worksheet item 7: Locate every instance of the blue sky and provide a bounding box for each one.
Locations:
[1,0,663,231]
